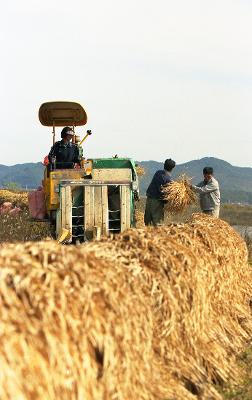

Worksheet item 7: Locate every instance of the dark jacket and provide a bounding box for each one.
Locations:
[48,140,80,168]
[146,170,172,200]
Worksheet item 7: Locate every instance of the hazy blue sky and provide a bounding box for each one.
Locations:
[1,0,252,166]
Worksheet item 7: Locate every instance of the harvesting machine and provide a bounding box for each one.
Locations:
[34,101,139,243]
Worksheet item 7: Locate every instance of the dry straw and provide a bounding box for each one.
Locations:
[0,242,167,400]
[135,209,145,228]
[161,174,197,213]
[0,211,53,243]
[0,189,28,208]
[0,191,52,243]
[136,165,146,176]
[0,215,252,399]
[87,215,252,399]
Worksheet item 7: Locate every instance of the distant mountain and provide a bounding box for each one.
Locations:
[0,163,44,189]
[1,157,252,203]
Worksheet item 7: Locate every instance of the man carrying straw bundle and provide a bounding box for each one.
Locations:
[144,158,176,226]
[191,166,220,217]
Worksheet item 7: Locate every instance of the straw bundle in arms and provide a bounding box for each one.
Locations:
[161,174,197,213]
[135,165,145,176]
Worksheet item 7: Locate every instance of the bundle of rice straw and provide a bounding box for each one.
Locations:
[136,165,145,176]
[161,174,197,213]
[0,215,252,399]
[0,189,28,208]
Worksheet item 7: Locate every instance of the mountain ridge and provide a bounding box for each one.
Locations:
[1,157,252,203]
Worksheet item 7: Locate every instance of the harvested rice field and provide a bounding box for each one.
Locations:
[1,191,252,399]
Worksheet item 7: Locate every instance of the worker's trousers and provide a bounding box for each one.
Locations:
[144,197,165,226]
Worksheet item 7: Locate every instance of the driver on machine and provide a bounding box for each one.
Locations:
[48,127,80,169]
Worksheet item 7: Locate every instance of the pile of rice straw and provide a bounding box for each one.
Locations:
[135,209,145,228]
[136,165,146,176]
[161,174,197,213]
[0,215,252,399]
[0,189,28,208]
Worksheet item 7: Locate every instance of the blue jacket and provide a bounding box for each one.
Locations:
[146,170,172,200]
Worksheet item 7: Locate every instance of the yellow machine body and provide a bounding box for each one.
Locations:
[43,169,85,212]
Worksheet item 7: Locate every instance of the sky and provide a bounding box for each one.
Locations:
[1,0,252,167]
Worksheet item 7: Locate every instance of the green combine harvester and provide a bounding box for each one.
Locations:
[37,101,139,243]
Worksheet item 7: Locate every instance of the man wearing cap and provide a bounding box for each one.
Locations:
[48,127,81,169]
[144,158,176,226]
